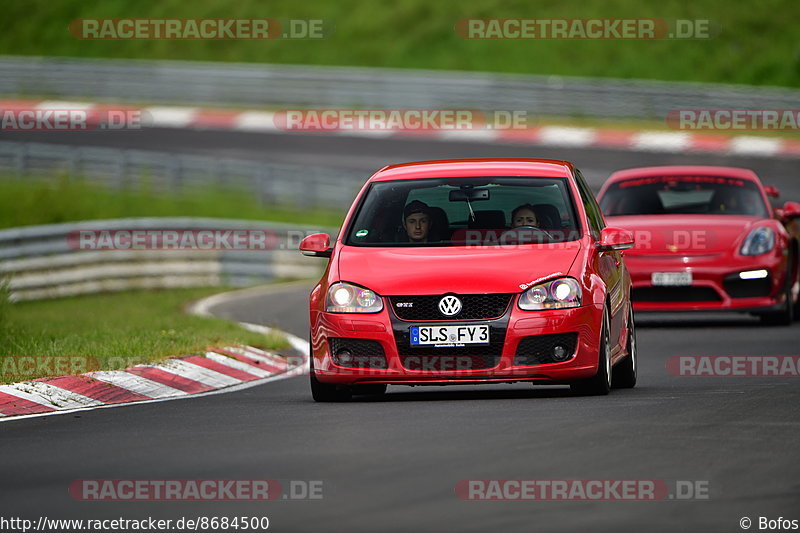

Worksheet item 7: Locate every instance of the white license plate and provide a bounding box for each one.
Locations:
[410,325,489,346]
[651,272,693,286]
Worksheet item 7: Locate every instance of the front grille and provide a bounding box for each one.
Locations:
[393,325,506,370]
[388,293,513,321]
[514,333,579,365]
[632,286,721,302]
[723,274,772,298]
[328,338,387,368]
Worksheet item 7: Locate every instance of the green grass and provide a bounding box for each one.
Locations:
[0,287,290,383]
[0,0,798,87]
[0,174,345,229]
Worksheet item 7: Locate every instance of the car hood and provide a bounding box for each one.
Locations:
[336,242,582,295]
[606,214,761,255]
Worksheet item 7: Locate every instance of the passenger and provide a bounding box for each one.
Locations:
[403,200,432,243]
[511,204,539,228]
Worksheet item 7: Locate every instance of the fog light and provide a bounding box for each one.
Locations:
[739,269,768,280]
[334,348,353,365]
[553,345,569,361]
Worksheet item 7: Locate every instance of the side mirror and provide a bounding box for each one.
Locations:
[299,233,332,258]
[597,227,635,252]
[781,201,800,221]
[764,186,781,198]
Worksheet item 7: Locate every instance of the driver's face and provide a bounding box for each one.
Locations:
[404,213,430,242]
[512,209,537,228]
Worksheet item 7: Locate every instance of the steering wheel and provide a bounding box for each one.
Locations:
[501,226,555,243]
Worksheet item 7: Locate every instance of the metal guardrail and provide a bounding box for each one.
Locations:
[0,218,336,301]
[0,141,367,209]
[1,55,799,120]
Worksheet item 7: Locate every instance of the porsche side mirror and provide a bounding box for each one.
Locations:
[781,201,800,221]
[299,233,332,258]
[597,227,635,252]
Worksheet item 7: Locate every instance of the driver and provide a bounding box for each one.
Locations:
[511,204,539,228]
[403,200,432,243]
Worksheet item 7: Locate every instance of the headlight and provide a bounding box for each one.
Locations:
[326,282,383,313]
[518,277,582,310]
[740,227,775,256]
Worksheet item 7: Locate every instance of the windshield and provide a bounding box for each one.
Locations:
[345,176,581,247]
[599,175,769,217]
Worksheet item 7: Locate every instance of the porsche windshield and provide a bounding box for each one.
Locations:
[345,176,581,246]
[600,175,769,217]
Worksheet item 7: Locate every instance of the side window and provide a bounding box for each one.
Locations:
[574,169,606,239]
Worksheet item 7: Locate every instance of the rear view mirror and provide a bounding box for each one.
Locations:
[780,201,800,221]
[299,233,332,258]
[449,188,489,202]
[597,227,635,252]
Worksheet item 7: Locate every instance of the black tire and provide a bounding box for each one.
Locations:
[351,383,388,396]
[759,279,794,326]
[611,307,637,389]
[309,336,351,402]
[570,309,612,396]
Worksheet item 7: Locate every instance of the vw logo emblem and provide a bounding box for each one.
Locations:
[438,295,462,316]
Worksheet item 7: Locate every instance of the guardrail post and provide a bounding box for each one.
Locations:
[14,143,27,175]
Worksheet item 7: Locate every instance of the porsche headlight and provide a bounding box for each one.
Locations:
[326,282,383,313]
[519,277,582,310]
[740,227,775,256]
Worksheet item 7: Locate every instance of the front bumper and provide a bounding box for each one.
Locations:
[311,302,604,386]
[625,251,787,312]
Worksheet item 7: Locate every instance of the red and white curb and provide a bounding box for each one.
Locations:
[0,346,306,422]
[2,99,799,158]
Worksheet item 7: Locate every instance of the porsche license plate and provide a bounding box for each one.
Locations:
[651,272,693,286]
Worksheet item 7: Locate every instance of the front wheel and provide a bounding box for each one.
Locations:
[612,306,637,389]
[309,336,351,402]
[310,372,352,402]
[570,309,612,396]
[759,281,794,326]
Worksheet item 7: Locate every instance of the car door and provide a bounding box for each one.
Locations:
[575,170,625,348]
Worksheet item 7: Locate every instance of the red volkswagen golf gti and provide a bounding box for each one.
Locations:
[299,159,637,401]
[596,166,800,324]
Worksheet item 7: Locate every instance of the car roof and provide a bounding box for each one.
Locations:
[368,158,576,182]
[606,165,761,185]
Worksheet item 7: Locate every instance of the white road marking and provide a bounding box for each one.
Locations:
[218,346,288,368]
[144,106,198,128]
[204,352,272,378]
[235,111,278,131]
[729,136,782,156]
[152,359,242,387]
[87,371,187,398]
[537,126,596,147]
[0,381,99,410]
[632,131,691,152]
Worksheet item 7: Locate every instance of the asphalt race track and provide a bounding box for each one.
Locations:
[1,129,799,532]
